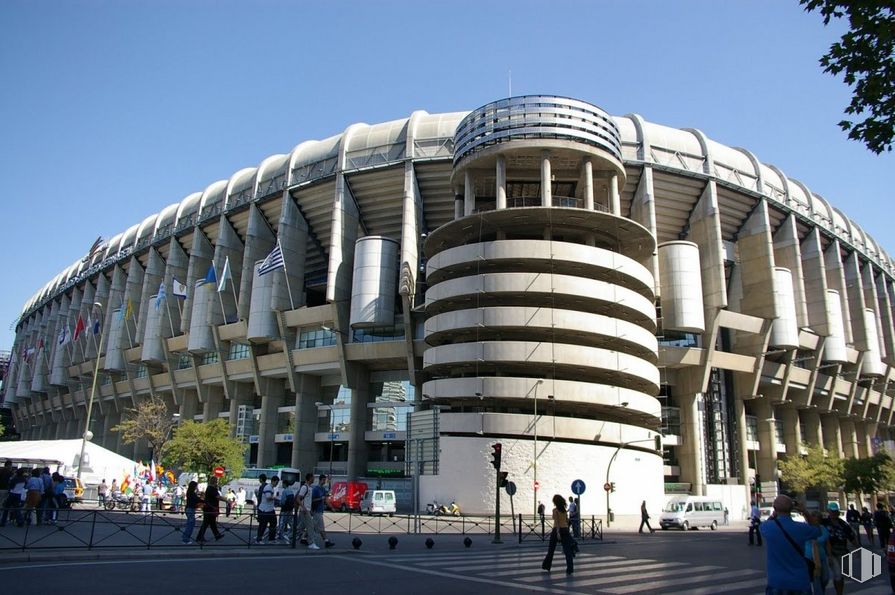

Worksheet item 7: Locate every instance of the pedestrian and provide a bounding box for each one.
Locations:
[254,474,277,544]
[296,473,319,549]
[568,496,580,538]
[235,486,246,515]
[887,530,895,594]
[110,478,119,497]
[312,474,334,548]
[0,460,12,505]
[141,481,152,513]
[759,495,821,593]
[874,502,892,549]
[639,500,655,534]
[845,503,861,545]
[50,472,65,523]
[822,501,858,595]
[181,481,201,544]
[860,506,874,545]
[537,500,546,535]
[748,500,762,546]
[38,467,54,524]
[276,481,296,542]
[23,468,43,525]
[97,479,109,509]
[172,484,184,512]
[225,488,236,517]
[803,510,832,595]
[541,494,575,575]
[196,476,224,543]
[0,468,26,527]
[724,507,729,526]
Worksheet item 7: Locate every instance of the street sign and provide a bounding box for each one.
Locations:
[603,482,612,492]
[505,481,517,496]
[571,479,586,495]
[213,466,225,478]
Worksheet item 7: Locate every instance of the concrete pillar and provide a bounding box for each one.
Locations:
[540,152,552,207]
[779,405,802,457]
[754,399,779,481]
[773,215,809,328]
[181,229,214,333]
[801,408,824,449]
[841,419,859,458]
[179,390,200,422]
[203,386,225,421]
[464,171,475,216]
[346,366,371,480]
[227,383,254,438]
[862,421,878,456]
[257,379,285,468]
[238,204,276,321]
[824,241,853,345]
[688,181,728,322]
[609,171,620,215]
[101,409,120,451]
[677,391,706,495]
[454,194,463,220]
[582,158,594,211]
[734,395,751,483]
[292,374,322,473]
[495,155,506,210]
[821,413,843,456]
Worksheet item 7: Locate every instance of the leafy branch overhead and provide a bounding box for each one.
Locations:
[801,1,895,153]
[111,396,177,458]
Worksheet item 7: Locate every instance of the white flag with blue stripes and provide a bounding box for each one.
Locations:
[258,244,285,276]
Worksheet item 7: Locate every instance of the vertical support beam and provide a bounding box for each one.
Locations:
[779,405,802,457]
[291,373,321,473]
[582,157,594,211]
[346,365,370,481]
[821,414,843,456]
[540,151,552,207]
[495,155,507,210]
[464,170,475,216]
[256,378,284,468]
[773,215,809,328]
[609,171,620,215]
[754,399,779,482]
[688,181,728,326]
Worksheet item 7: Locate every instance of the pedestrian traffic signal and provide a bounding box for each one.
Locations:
[491,443,502,469]
[498,471,509,488]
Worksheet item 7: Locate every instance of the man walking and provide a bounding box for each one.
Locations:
[822,502,858,595]
[846,503,861,545]
[638,500,655,534]
[759,495,821,594]
[312,475,334,548]
[874,502,892,549]
[254,474,277,544]
[97,479,109,509]
[296,473,319,549]
[748,500,762,546]
[195,476,225,542]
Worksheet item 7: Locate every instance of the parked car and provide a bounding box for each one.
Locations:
[64,477,84,503]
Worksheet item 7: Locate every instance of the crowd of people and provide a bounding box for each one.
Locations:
[0,460,70,527]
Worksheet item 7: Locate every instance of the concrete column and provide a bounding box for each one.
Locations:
[454,194,463,220]
[801,408,824,449]
[825,242,853,345]
[238,204,276,321]
[734,396,751,486]
[841,419,859,458]
[862,421,878,456]
[495,155,506,210]
[773,215,809,328]
[346,366,371,480]
[688,181,728,322]
[292,373,322,473]
[179,390,200,422]
[101,409,120,451]
[779,405,802,457]
[257,379,285,468]
[582,158,594,211]
[609,171,620,215]
[540,152,552,207]
[227,383,254,438]
[821,413,843,456]
[754,399,779,481]
[464,171,475,216]
[203,386,225,421]
[677,391,706,495]
[181,230,214,332]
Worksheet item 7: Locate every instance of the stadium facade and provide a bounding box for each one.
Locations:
[4,95,895,517]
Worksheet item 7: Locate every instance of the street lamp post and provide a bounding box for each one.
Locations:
[605,437,657,528]
[77,302,106,483]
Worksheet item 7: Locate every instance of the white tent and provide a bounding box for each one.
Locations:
[0,440,138,486]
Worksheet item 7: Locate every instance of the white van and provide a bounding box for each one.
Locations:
[360,490,396,516]
[659,496,725,530]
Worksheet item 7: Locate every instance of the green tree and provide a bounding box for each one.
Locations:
[800,1,895,153]
[843,451,894,498]
[779,443,845,496]
[111,395,177,460]
[162,419,246,480]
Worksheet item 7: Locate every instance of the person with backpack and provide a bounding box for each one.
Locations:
[295,473,319,550]
[254,474,277,544]
[312,475,334,548]
[759,495,821,594]
[823,502,858,595]
[874,502,893,549]
[195,476,224,543]
[276,480,296,542]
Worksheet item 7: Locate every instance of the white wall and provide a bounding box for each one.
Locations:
[419,435,664,517]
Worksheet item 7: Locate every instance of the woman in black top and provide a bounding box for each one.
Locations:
[196,476,224,542]
[181,481,202,544]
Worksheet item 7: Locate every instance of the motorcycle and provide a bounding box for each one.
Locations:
[427,500,461,516]
[104,493,138,512]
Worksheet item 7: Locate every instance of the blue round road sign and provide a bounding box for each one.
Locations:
[571,479,586,495]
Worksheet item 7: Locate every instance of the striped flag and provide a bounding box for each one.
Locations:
[258,243,284,276]
[217,257,232,293]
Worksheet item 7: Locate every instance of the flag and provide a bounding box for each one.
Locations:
[149,459,157,482]
[258,243,284,276]
[25,347,36,363]
[124,298,134,321]
[217,257,231,293]
[205,264,216,285]
[57,326,70,346]
[92,317,101,335]
[172,277,188,298]
[73,316,86,342]
[155,282,166,311]
[38,337,45,352]
[82,236,105,263]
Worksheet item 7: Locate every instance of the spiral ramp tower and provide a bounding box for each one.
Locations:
[420,97,663,511]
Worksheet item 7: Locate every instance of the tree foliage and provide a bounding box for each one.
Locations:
[779,443,845,495]
[843,451,894,495]
[111,396,177,459]
[801,1,895,153]
[162,419,246,480]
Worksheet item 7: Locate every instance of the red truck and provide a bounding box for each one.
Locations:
[326,481,368,512]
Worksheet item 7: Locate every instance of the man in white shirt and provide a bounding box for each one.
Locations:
[295,473,320,550]
[254,474,277,544]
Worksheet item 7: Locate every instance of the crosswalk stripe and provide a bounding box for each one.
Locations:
[419,553,623,571]
[573,564,722,587]
[676,577,767,594]
[601,568,761,594]
[518,561,687,583]
[489,557,651,577]
[384,551,548,563]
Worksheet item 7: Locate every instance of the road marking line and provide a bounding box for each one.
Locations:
[0,554,310,572]
[518,561,686,582]
[601,568,761,593]
[673,577,767,594]
[572,564,722,587]
[488,558,658,578]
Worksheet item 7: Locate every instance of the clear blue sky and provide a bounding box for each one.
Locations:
[1,0,893,350]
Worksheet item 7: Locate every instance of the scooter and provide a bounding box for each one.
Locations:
[104,493,137,512]
[444,501,461,517]
[426,500,440,515]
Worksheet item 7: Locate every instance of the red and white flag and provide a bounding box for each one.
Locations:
[73,316,86,342]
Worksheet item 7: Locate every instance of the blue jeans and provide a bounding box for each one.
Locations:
[182,508,196,542]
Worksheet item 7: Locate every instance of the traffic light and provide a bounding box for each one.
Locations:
[491,443,502,469]
[654,435,662,452]
[498,471,509,488]
[610,482,616,493]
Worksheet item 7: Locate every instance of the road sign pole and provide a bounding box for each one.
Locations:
[493,468,502,544]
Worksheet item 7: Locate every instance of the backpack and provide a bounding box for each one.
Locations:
[282,491,296,512]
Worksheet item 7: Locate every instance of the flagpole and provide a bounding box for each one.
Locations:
[228,263,239,322]
[216,280,227,326]
[278,238,296,311]
[164,291,176,338]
